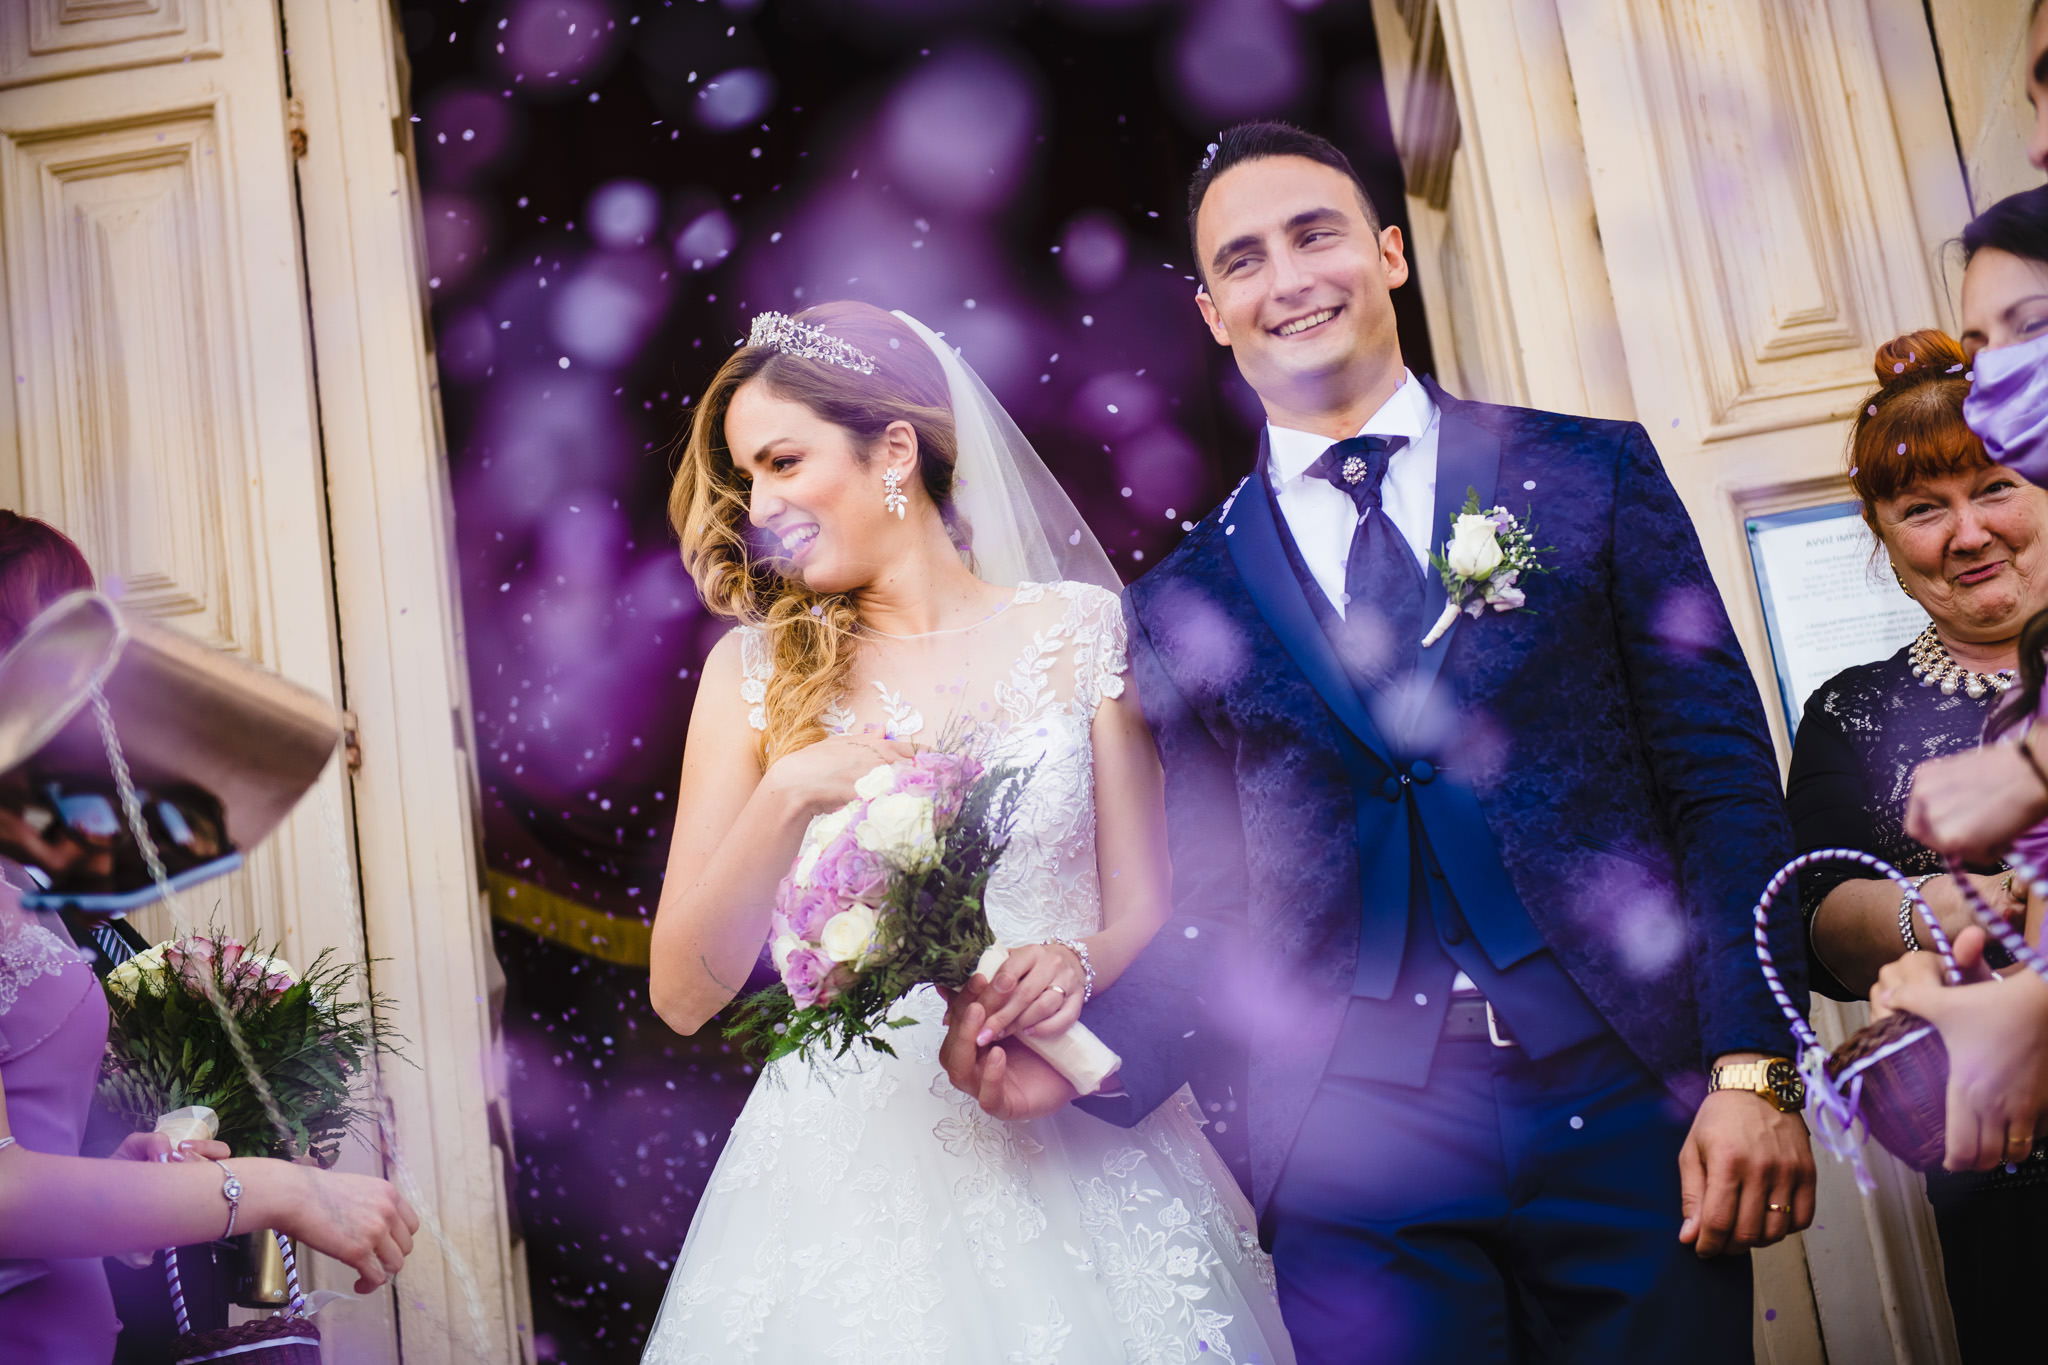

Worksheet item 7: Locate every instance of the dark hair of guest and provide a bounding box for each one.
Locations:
[1185,121,1381,287]
[1963,185,2048,269]
[0,511,95,654]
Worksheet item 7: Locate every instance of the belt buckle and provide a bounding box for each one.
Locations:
[1485,1000,1516,1049]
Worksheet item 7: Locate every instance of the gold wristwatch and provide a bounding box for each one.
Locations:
[1708,1057,1806,1114]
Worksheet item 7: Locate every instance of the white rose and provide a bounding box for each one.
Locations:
[794,802,857,883]
[770,932,803,974]
[819,904,882,966]
[1444,513,1504,581]
[105,942,171,1001]
[853,763,899,802]
[854,792,938,868]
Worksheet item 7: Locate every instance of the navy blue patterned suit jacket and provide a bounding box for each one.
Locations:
[1079,378,1802,1213]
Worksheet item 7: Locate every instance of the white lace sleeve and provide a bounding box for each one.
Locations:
[735,626,771,732]
[1065,582,1129,717]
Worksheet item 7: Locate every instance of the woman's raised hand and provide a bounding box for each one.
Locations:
[1873,926,2048,1171]
[1906,738,2048,862]
[762,733,917,817]
[271,1164,421,1294]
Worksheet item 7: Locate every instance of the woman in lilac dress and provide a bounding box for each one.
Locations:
[0,513,420,1362]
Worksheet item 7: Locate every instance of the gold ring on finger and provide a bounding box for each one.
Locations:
[1048,984,1068,997]
[1765,1203,1789,1213]
[2008,1133,2034,1149]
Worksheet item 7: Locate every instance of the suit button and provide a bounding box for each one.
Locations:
[1409,760,1435,783]
[1381,775,1403,801]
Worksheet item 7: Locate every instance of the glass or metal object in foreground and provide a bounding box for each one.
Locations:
[0,591,341,915]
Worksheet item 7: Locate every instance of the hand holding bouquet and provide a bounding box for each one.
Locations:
[728,745,1120,1094]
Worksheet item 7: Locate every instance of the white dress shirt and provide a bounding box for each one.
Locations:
[1265,374,1476,993]
[1265,370,1440,620]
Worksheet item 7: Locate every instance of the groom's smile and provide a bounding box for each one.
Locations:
[1270,306,1342,339]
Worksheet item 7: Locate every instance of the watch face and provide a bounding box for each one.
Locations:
[1766,1059,1805,1109]
[224,1176,243,1199]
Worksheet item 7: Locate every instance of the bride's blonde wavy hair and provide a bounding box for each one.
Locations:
[671,301,964,765]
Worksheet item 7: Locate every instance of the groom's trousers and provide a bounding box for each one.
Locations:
[1267,1010,1753,1365]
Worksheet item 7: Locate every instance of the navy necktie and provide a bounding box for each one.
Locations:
[1305,434,1426,684]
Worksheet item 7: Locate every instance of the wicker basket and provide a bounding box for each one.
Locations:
[1823,1008,1948,1172]
[170,1309,320,1364]
[166,1231,320,1363]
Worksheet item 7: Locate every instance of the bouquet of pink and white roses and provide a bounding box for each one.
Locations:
[100,930,396,1164]
[728,745,1120,1093]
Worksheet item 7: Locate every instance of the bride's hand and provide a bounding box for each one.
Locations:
[975,944,1086,1044]
[762,733,917,817]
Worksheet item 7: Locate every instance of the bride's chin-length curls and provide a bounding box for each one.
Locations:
[671,301,966,765]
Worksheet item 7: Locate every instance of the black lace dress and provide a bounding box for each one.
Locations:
[1788,645,2048,1361]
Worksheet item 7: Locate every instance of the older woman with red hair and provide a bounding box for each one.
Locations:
[1785,328,2048,1362]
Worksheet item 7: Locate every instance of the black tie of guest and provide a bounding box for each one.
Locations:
[1305,434,1426,683]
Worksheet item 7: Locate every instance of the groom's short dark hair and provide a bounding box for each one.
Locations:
[1186,122,1382,288]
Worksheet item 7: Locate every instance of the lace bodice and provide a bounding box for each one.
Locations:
[644,581,1291,1365]
[739,580,1128,946]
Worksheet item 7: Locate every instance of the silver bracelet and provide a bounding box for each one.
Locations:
[1899,874,1939,953]
[214,1161,243,1241]
[0,1136,16,1155]
[1043,935,1095,1003]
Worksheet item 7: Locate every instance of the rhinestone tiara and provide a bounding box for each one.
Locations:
[747,311,877,375]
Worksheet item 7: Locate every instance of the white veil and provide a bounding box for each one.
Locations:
[890,311,1119,593]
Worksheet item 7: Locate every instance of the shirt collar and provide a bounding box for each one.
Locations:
[1265,370,1436,484]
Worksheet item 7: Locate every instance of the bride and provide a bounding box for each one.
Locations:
[641,301,1292,1364]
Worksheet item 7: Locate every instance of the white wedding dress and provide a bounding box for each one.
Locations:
[642,580,1292,1365]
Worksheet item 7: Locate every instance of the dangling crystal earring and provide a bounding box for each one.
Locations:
[883,468,907,520]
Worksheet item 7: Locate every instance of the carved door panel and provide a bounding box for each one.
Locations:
[0,2,404,1357]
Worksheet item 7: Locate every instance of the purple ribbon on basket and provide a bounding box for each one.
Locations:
[1751,848,1960,1193]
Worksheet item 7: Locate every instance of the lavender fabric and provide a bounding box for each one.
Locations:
[0,894,118,1364]
[1964,330,2048,488]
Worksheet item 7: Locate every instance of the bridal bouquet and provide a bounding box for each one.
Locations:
[100,931,396,1164]
[727,745,1121,1092]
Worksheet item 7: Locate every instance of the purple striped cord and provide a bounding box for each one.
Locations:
[1944,851,2048,977]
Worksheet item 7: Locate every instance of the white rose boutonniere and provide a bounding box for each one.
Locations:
[1422,488,1549,646]
[1444,513,1505,581]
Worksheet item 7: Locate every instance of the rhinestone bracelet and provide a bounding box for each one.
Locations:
[1041,935,1095,1003]
[1899,873,1939,953]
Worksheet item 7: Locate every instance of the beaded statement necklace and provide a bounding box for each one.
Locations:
[1907,622,2014,700]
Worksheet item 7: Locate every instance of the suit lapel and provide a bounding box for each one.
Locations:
[1224,438,1396,766]
[1410,377,1504,702]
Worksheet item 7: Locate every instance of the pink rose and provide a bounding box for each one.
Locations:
[782,946,831,1007]
[165,936,246,990]
[817,839,892,903]
[781,882,842,940]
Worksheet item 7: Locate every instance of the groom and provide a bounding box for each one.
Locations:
[943,122,1814,1362]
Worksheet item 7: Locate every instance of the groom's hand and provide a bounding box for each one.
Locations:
[1678,1052,1817,1257]
[938,985,1080,1121]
